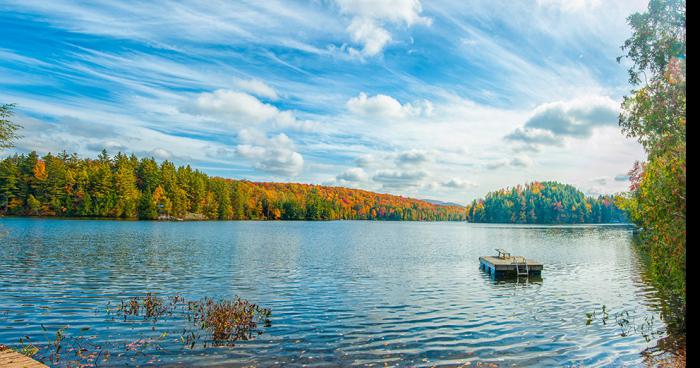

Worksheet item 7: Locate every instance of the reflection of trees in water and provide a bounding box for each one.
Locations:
[584,235,685,365]
[630,236,685,364]
[641,335,686,367]
[632,237,685,334]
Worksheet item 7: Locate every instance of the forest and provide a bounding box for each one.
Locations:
[0,150,466,221]
[465,181,628,224]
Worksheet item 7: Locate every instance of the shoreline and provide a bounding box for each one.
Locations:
[0,215,636,226]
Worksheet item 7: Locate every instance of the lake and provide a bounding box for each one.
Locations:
[0,218,670,366]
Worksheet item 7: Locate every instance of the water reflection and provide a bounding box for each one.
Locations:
[0,218,674,366]
[487,275,544,285]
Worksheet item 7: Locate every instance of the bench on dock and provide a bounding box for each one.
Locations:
[494,248,511,258]
[479,249,542,278]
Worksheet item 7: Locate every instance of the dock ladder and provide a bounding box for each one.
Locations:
[513,256,529,276]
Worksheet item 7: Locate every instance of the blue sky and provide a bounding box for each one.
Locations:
[0,0,647,204]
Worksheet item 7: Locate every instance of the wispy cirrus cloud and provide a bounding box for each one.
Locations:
[0,0,647,202]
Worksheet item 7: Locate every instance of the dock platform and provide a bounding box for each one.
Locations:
[0,345,48,368]
[479,249,543,278]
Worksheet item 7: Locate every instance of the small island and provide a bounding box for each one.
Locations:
[466,181,627,224]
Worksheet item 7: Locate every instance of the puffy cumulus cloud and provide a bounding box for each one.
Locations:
[233,78,278,100]
[346,92,432,119]
[184,89,315,131]
[395,149,431,166]
[335,0,431,56]
[237,128,268,144]
[188,89,280,122]
[235,132,304,176]
[336,167,369,182]
[441,178,477,189]
[527,96,619,137]
[372,169,427,189]
[346,18,392,57]
[506,95,619,148]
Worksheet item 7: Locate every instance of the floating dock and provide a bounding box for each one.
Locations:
[0,345,48,368]
[479,249,543,278]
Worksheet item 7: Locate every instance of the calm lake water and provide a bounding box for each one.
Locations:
[0,218,669,367]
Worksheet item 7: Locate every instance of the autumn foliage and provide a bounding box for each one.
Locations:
[0,150,465,221]
[615,0,686,335]
[466,181,627,224]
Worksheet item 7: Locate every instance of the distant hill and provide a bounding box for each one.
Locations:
[420,199,465,207]
[0,151,466,222]
[466,181,628,224]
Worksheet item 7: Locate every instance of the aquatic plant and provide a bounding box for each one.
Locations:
[15,293,272,367]
[114,293,272,347]
[117,292,170,320]
[585,305,663,343]
[187,297,272,343]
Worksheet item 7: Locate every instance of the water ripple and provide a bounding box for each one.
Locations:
[0,219,667,367]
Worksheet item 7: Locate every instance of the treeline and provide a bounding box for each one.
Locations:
[465,181,627,224]
[0,150,466,221]
[615,0,686,334]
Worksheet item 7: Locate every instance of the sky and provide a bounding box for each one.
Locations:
[0,0,648,204]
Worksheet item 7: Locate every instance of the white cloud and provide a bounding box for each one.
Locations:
[536,0,602,12]
[485,154,534,170]
[346,92,432,119]
[354,153,376,167]
[505,127,561,146]
[86,140,128,153]
[235,132,304,176]
[396,149,431,166]
[506,95,619,148]
[336,167,368,182]
[510,154,533,167]
[183,89,316,131]
[336,0,431,56]
[335,0,431,25]
[0,0,648,205]
[233,78,278,100]
[441,178,477,189]
[187,89,279,123]
[346,18,392,57]
[149,147,174,160]
[485,159,508,170]
[372,169,427,189]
